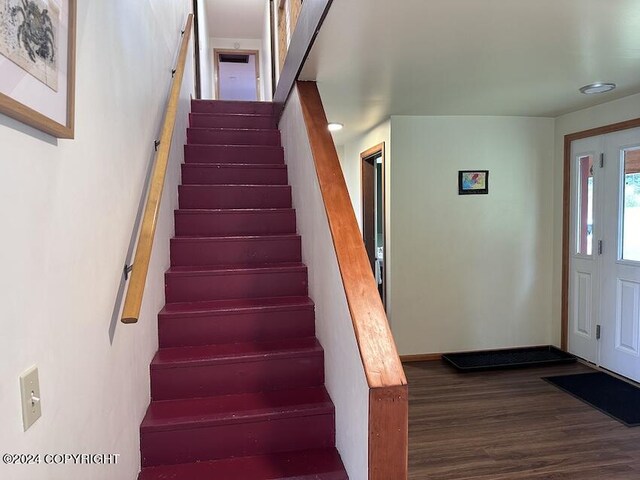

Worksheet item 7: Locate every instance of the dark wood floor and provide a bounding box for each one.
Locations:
[405,361,640,479]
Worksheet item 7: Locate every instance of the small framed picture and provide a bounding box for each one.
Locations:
[458,170,489,195]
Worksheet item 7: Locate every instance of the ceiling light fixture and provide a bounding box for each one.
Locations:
[579,82,616,95]
[328,122,344,132]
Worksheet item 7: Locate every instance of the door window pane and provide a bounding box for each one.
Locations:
[577,155,594,255]
[622,149,640,261]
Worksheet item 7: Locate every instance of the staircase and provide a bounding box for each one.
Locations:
[138,100,348,480]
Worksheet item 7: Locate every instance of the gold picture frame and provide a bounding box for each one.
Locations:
[0,0,76,138]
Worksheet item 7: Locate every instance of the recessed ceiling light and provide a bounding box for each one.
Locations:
[579,82,616,95]
[328,122,344,132]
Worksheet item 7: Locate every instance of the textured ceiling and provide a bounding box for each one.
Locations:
[300,0,640,144]
[205,0,265,39]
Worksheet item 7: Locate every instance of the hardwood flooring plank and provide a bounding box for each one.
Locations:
[406,361,640,479]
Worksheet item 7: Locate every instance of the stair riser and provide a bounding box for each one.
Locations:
[170,237,302,266]
[181,164,288,185]
[174,210,297,237]
[191,100,275,115]
[165,269,308,303]
[138,449,348,480]
[140,469,348,480]
[179,186,292,209]
[189,114,277,130]
[158,308,315,348]
[141,413,334,467]
[187,129,281,146]
[185,145,284,164]
[151,353,324,400]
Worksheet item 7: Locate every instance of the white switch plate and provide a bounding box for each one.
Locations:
[20,366,41,431]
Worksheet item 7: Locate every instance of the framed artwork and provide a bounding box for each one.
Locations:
[458,170,489,195]
[0,0,76,138]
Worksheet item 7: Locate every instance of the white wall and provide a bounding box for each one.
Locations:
[211,37,266,100]
[280,88,369,480]
[390,116,555,355]
[552,92,640,344]
[340,121,392,317]
[261,0,273,100]
[197,0,213,98]
[0,1,193,479]
[272,0,283,84]
[341,121,390,229]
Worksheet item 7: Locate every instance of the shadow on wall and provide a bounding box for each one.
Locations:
[0,114,58,146]
[107,146,158,343]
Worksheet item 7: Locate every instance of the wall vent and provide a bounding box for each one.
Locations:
[219,54,250,64]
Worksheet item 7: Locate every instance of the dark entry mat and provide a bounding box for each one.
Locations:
[442,346,576,371]
[544,372,640,427]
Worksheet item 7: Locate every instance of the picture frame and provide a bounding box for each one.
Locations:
[458,170,489,195]
[0,0,77,138]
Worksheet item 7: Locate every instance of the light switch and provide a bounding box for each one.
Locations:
[20,366,41,431]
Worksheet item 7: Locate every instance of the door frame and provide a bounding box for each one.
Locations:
[213,49,261,101]
[561,117,640,350]
[360,142,386,306]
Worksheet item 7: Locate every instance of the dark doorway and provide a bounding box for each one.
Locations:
[361,143,386,307]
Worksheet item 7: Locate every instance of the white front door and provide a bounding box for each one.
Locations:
[599,128,640,382]
[568,135,602,363]
[569,128,640,382]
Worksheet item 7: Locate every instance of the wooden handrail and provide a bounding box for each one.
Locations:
[121,15,193,324]
[297,81,408,480]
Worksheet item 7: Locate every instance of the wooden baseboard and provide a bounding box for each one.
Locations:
[400,353,442,363]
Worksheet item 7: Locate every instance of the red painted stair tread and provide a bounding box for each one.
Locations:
[181,163,288,185]
[164,264,308,303]
[191,99,275,115]
[157,296,316,347]
[151,337,322,368]
[138,99,347,479]
[187,127,281,146]
[174,208,296,236]
[159,295,314,316]
[170,234,302,266]
[178,184,292,209]
[138,448,348,480]
[189,112,277,129]
[165,262,307,274]
[141,386,332,432]
[184,144,285,164]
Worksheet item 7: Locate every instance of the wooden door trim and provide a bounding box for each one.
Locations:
[213,49,261,101]
[360,142,386,306]
[562,117,640,350]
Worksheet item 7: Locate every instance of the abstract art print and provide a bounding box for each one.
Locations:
[0,0,75,138]
[0,0,59,91]
[458,170,489,195]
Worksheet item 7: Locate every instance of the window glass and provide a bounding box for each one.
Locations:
[622,149,640,261]
[577,155,594,255]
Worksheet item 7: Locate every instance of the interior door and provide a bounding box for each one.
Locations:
[568,135,603,363]
[362,155,376,272]
[599,128,640,382]
[216,51,259,101]
[361,146,386,307]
